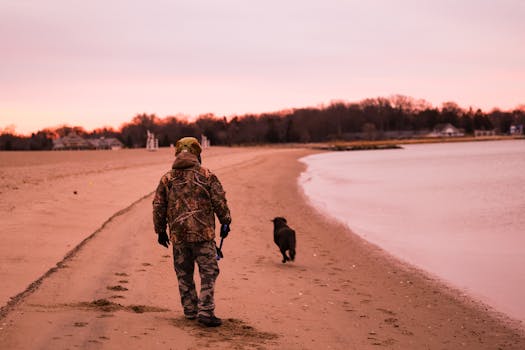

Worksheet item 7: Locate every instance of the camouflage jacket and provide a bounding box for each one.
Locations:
[152,151,231,243]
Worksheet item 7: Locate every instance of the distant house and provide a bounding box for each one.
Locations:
[88,137,123,150]
[52,132,92,150]
[510,125,524,135]
[428,123,464,137]
[474,129,496,137]
[53,133,123,150]
[52,138,65,150]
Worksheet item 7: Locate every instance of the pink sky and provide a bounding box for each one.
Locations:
[1,0,524,135]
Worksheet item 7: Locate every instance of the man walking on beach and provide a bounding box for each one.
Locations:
[152,137,231,327]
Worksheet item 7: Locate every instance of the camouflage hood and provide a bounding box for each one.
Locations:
[172,151,199,170]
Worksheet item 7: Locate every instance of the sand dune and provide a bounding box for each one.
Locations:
[0,147,524,349]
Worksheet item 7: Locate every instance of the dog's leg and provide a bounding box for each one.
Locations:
[289,231,296,262]
[280,248,289,263]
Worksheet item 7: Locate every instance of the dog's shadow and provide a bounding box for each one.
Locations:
[270,260,301,269]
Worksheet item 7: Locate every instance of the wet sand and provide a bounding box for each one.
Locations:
[0,147,524,349]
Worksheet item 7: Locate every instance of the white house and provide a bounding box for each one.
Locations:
[88,137,123,150]
[428,123,464,137]
[53,133,123,150]
[52,132,92,150]
[510,125,524,135]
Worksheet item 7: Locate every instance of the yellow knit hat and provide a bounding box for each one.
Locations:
[175,137,202,156]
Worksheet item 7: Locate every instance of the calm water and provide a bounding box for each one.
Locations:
[300,140,525,322]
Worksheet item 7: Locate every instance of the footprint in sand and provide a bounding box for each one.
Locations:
[340,279,352,286]
[313,278,329,287]
[370,338,396,346]
[115,272,129,277]
[142,263,152,266]
[384,317,400,328]
[169,317,278,347]
[376,308,397,316]
[342,301,355,312]
[118,280,129,284]
[71,299,169,314]
[73,322,88,327]
[107,285,128,292]
[110,295,125,299]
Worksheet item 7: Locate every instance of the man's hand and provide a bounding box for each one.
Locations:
[220,224,230,238]
[158,232,170,248]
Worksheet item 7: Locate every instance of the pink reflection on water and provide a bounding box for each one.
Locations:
[301,140,525,322]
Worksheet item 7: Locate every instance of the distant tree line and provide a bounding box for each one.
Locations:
[1,96,524,150]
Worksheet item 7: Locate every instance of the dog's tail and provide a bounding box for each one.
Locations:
[289,230,296,261]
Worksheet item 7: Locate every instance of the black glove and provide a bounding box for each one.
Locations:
[158,232,170,248]
[220,224,230,238]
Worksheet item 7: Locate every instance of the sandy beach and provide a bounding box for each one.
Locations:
[1,146,524,349]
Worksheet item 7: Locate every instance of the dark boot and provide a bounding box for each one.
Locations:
[184,312,197,320]
[197,314,222,327]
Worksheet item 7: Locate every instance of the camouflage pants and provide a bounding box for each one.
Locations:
[172,240,219,318]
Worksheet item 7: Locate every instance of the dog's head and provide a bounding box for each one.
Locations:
[271,217,288,230]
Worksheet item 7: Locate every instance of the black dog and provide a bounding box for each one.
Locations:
[272,217,296,263]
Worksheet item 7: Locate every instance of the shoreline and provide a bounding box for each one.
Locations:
[314,135,524,151]
[0,147,524,349]
[298,140,525,325]
[299,183,524,329]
